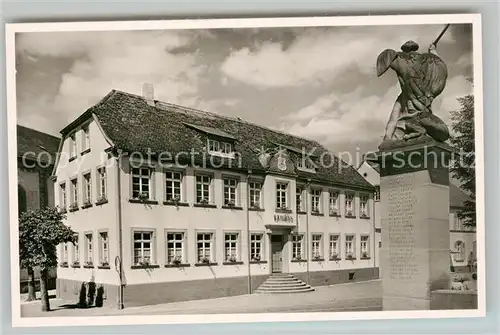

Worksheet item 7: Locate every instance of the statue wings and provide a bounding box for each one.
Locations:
[376,49,398,77]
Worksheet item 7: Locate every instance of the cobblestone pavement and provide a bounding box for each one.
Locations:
[21,279,382,318]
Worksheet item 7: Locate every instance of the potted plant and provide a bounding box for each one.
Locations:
[228,255,237,263]
[200,257,211,264]
[72,261,80,267]
[69,202,79,211]
[280,204,288,211]
[294,254,302,261]
[362,251,369,258]
[252,254,261,262]
[361,212,368,218]
[329,209,338,216]
[330,252,339,261]
[59,206,67,214]
[83,199,92,208]
[312,207,320,214]
[251,202,260,210]
[60,261,68,267]
[451,274,470,291]
[346,210,353,217]
[199,198,209,205]
[313,254,322,261]
[100,260,109,267]
[139,258,151,267]
[226,200,236,208]
[137,192,150,203]
[346,253,354,260]
[84,260,93,267]
[171,256,182,266]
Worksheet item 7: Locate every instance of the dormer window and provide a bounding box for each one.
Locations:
[207,138,235,158]
[296,155,316,173]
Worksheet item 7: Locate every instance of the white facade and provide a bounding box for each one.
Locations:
[55,117,378,303]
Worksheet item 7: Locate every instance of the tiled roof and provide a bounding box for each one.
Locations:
[73,90,374,190]
[17,125,60,165]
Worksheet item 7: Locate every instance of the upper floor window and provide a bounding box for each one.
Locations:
[83,173,92,205]
[70,178,78,210]
[98,231,109,266]
[374,186,380,201]
[165,171,183,202]
[276,182,289,210]
[360,194,369,218]
[329,190,339,216]
[82,125,90,152]
[196,175,212,204]
[131,167,152,200]
[61,243,69,265]
[249,181,262,209]
[84,233,93,265]
[296,187,304,212]
[97,167,107,201]
[296,156,316,172]
[59,182,67,210]
[345,192,355,217]
[223,178,238,206]
[69,134,77,159]
[453,240,466,262]
[311,188,322,214]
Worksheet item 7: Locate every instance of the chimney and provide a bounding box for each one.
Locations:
[142,83,155,106]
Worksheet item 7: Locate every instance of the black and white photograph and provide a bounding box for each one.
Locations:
[6,14,484,327]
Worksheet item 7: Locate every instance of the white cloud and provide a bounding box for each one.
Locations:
[16,30,209,133]
[220,25,455,88]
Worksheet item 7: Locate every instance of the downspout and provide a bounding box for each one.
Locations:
[115,152,124,309]
[246,170,252,294]
[306,179,311,285]
[372,191,377,279]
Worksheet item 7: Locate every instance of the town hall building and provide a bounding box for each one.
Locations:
[54,86,378,307]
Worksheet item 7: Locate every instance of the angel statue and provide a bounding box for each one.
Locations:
[377,24,452,146]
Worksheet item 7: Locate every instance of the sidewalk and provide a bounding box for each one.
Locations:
[21,279,382,317]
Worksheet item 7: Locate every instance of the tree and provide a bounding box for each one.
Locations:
[450,93,476,227]
[19,207,75,311]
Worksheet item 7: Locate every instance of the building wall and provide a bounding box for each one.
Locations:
[449,209,477,271]
[55,119,120,287]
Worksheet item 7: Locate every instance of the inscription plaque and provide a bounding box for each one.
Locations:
[386,174,420,281]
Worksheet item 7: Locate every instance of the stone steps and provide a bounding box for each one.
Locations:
[254,274,315,294]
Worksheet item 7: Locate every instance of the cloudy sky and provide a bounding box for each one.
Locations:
[15,23,473,156]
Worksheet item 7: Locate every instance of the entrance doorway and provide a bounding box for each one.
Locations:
[271,235,284,273]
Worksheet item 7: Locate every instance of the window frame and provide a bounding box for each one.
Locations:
[82,171,92,205]
[131,228,156,267]
[70,177,79,209]
[96,166,107,202]
[345,234,356,259]
[328,190,340,216]
[248,180,263,209]
[311,233,323,260]
[310,188,322,214]
[131,166,153,200]
[165,170,184,202]
[81,124,90,152]
[345,192,356,217]
[250,232,265,262]
[223,231,241,263]
[222,176,239,206]
[72,233,80,266]
[195,173,213,204]
[296,186,304,212]
[276,181,289,210]
[329,234,341,260]
[360,235,370,258]
[291,233,305,260]
[84,232,94,266]
[69,133,77,159]
[98,230,110,267]
[359,193,370,218]
[165,229,187,265]
[59,182,67,210]
[195,231,215,264]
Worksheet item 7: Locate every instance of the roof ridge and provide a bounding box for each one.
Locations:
[17,124,60,139]
[111,89,326,149]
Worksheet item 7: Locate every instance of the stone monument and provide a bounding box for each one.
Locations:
[369,25,453,310]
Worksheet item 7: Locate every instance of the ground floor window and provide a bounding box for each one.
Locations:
[311,234,323,259]
[360,235,370,258]
[224,233,239,262]
[84,233,93,265]
[61,243,68,265]
[133,230,154,265]
[98,231,109,266]
[329,234,340,259]
[166,231,185,264]
[250,233,263,261]
[453,240,466,262]
[292,234,304,260]
[73,234,80,265]
[197,232,213,263]
[345,234,355,259]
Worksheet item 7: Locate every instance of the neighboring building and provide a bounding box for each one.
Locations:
[54,87,378,308]
[357,160,477,276]
[17,125,60,292]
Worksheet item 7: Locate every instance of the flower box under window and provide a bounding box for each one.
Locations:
[69,202,79,212]
[330,253,340,261]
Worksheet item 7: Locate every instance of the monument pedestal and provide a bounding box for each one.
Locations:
[370,139,452,310]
